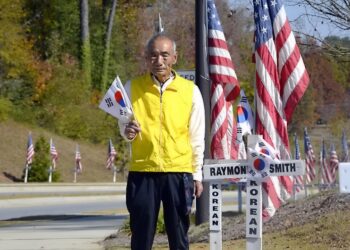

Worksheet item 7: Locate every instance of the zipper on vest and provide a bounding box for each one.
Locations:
[159,87,163,169]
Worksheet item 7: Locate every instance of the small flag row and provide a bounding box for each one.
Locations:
[25,134,121,175]
[292,128,349,187]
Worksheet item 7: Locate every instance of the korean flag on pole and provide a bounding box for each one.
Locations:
[237,89,254,140]
[99,76,133,123]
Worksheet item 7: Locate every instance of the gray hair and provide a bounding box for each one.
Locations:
[146,33,177,54]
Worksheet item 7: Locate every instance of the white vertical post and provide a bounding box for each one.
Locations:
[209,182,222,250]
[246,179,262,250]
[339,163,350,193]
[24,164,29,183]
[48,165,53,183]
[113,165,117,183]
[73,170,77,183]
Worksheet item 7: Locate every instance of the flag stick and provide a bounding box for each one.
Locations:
[24,164,29,183]
[73,169,77,183]
[113,165,117,183]
[130,114,142,140]
[48,165,53,183]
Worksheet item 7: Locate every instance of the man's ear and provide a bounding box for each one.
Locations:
[173,52,178,64]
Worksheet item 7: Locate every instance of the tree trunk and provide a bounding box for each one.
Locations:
[80,0,92,86]
[101,0,118,91]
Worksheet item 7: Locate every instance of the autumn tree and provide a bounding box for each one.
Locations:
[304,46,347,122]
[0,0,37,119]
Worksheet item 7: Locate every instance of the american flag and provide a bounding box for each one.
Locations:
[304,127,316,184]
[50,138,58,169]
[106,139,117,169]
[26,133,35,165]
[253,0,310,220]
[293,133,303,192]
[320,139,332,185]
[342,130,349,162]
[329,143,339,183]
[75,144,83,173]
[208,0,240,160]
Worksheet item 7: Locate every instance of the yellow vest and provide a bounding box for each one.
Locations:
[129,73,194,173]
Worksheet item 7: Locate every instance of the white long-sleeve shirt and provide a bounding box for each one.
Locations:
[118,74,205,181]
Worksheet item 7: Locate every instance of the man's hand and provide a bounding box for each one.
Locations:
[194,180,203,198]
[124,120,141,140]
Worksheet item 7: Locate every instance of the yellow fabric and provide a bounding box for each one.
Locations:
[130,72,194,173]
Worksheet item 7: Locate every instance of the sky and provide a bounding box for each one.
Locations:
[228,0,350,39]
[284,2,350,39]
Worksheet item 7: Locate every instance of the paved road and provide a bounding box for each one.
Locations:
[0,195,126,221]
[0,184,128,250]
[0,214,126,250]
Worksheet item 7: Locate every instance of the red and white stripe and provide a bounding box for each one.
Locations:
[304,134,316,184]
[329,144,339,183]
[106,139,117,169]
[50,138,58,169]
[254,1,310,220]
[320,140,332,185]
[75,145,83,172]
[26,133,35,165]
[208,1,240,160]
[303,128,316,184]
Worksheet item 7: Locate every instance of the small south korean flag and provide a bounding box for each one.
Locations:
[99,76,133,123]
[247,135,280,180]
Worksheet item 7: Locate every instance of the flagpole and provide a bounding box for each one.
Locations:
[195,0,210,225]
[73,169,77,183]
[113,165,117,183]
[48,164,53,183]
[24,163,29,183]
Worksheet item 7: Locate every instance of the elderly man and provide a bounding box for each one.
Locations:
[119,33,205,250]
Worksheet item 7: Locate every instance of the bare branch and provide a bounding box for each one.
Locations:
[290,0,350,31]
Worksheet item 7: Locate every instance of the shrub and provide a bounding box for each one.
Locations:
[121,208,166,234]
[0,98,12,121]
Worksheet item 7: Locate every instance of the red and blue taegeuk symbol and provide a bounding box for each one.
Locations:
[237,106,248,123]
[114,90,126,107]
[260,148,270,155]
[253,158,265,171]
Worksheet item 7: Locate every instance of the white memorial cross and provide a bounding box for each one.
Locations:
[339,163,350,193]
[203,135,305,250]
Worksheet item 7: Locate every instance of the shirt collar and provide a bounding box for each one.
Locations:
[151,71,175,91]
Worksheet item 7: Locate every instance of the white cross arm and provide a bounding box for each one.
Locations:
[203,159,305,181]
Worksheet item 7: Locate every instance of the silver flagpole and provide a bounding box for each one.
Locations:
[24,163,29,183]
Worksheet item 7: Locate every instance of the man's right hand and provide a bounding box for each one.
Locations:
[124,120,142,140]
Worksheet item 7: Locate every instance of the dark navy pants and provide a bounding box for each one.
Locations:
[126,172,194,250]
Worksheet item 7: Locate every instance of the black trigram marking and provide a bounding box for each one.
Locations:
[237,127,242,133]
[241,96,248,102]
[105,97,114,107]
[251,152,258,157]
[258,142,265,147]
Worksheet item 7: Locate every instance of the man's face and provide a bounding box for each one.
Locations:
[146,37,177,82]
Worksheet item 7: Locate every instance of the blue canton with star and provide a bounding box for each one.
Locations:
[254,0,282,49]
[207,0,223,31]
